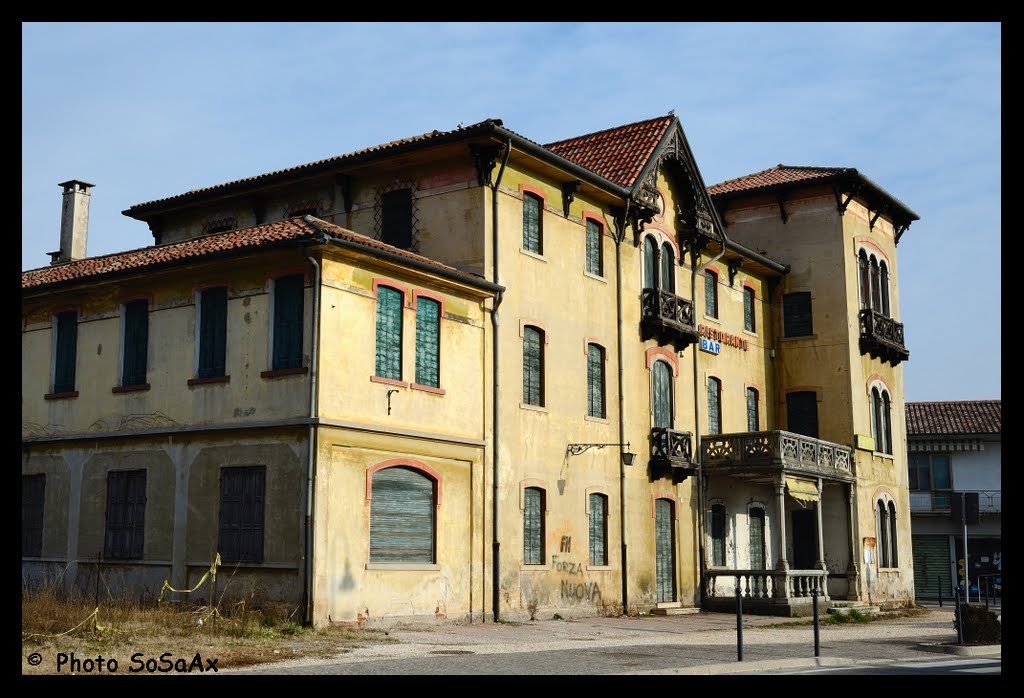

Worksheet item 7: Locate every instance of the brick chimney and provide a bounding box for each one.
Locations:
[49,180,94,265]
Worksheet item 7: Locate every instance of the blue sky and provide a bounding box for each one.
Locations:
[22,22,1001,402]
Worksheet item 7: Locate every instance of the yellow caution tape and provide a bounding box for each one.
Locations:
[158,553,221,604]
[23,607,110,641]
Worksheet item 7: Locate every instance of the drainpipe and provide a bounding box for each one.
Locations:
[303,234,325,625]
[490,140,511,622]
[692,232,728,607]
[614,201,630,615]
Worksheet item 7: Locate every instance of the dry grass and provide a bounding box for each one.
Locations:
[21,583,395,675]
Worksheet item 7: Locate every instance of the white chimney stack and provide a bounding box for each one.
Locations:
[49,180,94,265]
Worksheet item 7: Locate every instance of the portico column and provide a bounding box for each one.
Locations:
[774,476,789,571]
[845,482,861,601]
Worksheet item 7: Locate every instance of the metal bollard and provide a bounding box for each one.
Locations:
[985,577,990,609]
[736,586,744,662]
[812,588,820,657]
[937,574,943,608]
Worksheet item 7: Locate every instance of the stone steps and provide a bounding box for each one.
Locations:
[651,602,702,616]
[827,603,881,616]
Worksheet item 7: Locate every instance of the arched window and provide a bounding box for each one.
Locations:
[587,343,606,418]
[858,250,871,310]
[880,261,890,317]
[652,360,673,429]
[660,242,675,293]
[871,386,893,455]
[643,236,658,290]
[746,387,759,432]
[710,503,727,567]
[870,255,882,311]
[876,498,891,568]
[369,466,436,563]
[707,376,722,435]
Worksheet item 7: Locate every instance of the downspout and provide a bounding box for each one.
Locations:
[692,232,728,607]
[614,201,630,615]
[303,236,325,625]
[490,140,511,622]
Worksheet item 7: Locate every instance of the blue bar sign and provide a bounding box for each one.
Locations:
[700,337,720,355]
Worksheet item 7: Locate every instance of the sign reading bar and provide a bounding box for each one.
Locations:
[700,337,720,354]
[698,325,749,352]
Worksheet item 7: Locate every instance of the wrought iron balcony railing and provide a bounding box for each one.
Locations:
[910,489,1001,515]
[649,427,697,483]
[859,308,910,366]
[640,288,698,352]
[701,430,854,481]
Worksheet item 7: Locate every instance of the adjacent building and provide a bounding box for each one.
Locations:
[905,400,1001,601]
[23,114,921,624]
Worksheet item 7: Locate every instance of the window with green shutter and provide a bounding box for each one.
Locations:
[523,193,542,254]
[710,503,726,567]
[660,243,675,293]
[786,391,819,438]
[415,296,440,388]
[104,469,146,560]
[704,270,718,318]
[272,275,304,370]
[589,493,607,566]
[652,360,673,429]
[53,310,77,394]
[122,299,149,386]
[749,508,766,570]
[585,219,602,275]
[523,486,545,565]
[743,286,755,332]
[22,474,45,558]
[643,236,657,289]
[783,292,813,337]
[218,466,265,563]
[198,286,228,378]
[746,387,759,432]
[523,326,544,406]
[369,466,436,563]
[587,343,605,418]
[375,286,404,380]
[707,376,722,435]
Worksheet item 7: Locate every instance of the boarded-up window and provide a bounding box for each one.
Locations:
[786,391,819,438]
[53,310,77,393]
[104,469,146,560]
[710,503,726,567]
[523,486,545,565]
[381,188,413,250]
[587,343,605,418]
[652,360,673,429]
[272,274,304,370]
[586,219,602,276]
[523,326,544,406]
[783,292,813,337]
[704,270,717,318]
[746,387,759,432]
[375,286,403,380]
[198,286,228,378]
[122,299,149,386]
[218,466,265,563]
[589,493,608,566]
[523,193,542,254]
[707,377,722,435]
[22,474,45,558]
[415,296,440,388]
[369,466,436,563]
[743,286,755,332]
[749,508,766,570]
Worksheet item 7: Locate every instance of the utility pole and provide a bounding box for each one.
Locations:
[961,491,970,604]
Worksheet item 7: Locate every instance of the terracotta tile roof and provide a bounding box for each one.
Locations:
[123,120,504,216]
[544,115,674,189]
[708,165,853,196]
[905,400,1002,436]
[22,216,468,290]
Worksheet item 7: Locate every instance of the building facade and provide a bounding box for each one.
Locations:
[23,115,920,624]
[905,400,1001,602]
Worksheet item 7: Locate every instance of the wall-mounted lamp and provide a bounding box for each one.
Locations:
[565,443,636,467]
